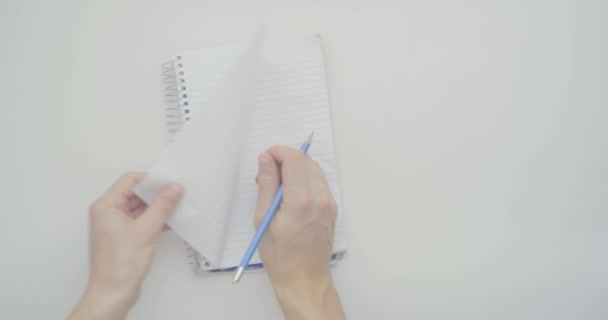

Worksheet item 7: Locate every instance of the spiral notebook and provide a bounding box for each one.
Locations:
[134,34,347,274]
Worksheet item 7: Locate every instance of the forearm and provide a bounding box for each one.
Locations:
[273,277,346,320]
[69,283,136,320]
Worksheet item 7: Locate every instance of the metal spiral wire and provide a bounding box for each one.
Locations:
[162,61,186,139]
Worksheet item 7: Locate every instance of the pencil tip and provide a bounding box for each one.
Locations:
[305,131,314,144]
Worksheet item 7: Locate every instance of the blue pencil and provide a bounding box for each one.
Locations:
[233,132,314,283]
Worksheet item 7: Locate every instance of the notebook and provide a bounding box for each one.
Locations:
[134,33,347,273]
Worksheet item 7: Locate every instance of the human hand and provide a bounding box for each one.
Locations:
[70,172,182,320]
[255,146,345,319]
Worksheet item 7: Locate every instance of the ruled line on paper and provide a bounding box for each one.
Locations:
[253,77,325,90]
[253,84,327,97]
[256,59,321,69]
[257,65,324,77]
[255,72,325,83]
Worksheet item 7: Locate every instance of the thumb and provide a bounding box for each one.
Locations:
[254,152,280,228]
[140,184,183,233]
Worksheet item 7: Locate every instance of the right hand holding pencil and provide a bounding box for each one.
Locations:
[254,146,346,320]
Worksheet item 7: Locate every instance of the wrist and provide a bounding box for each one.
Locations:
[69,281,138,320]
[272,275,345,320]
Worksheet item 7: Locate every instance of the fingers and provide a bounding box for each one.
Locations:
[128,196,145,211]
[308,160,337,217]
[308,160,331,195]
[266,146,310,199]
[104,172,147,199]
[265,145,336,217]
[254,152,281,227]
[139,184,183,233]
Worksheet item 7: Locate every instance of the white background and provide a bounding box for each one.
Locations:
[1,1,607,319]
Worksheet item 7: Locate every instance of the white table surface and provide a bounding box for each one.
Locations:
[1,1,607,319]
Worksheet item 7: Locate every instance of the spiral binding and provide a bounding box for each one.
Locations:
[186,245,213,275]
[163,59,208,274]
[162,60,189,141]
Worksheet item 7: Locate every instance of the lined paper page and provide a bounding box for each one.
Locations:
[219,36,347,268]
[133,33,264,265]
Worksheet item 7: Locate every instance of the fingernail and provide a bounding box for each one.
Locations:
[258,154,273,172]
[164,184,183,200]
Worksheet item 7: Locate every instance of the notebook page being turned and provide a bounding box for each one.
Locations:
[134,31,265,266]
[219,35,347,268]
